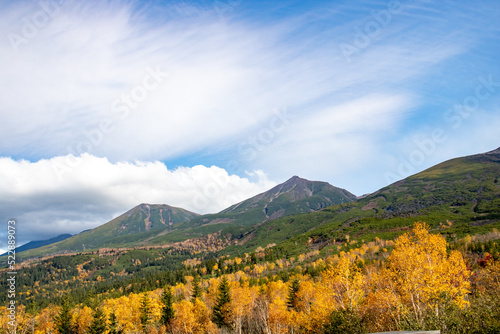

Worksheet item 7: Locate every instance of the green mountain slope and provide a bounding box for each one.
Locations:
[224,147,500,255]
[368,146,500,216]
[19,204,199,257]
[141,176,357,245]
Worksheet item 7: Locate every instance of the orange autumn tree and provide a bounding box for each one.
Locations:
[386,222,470,328]
[296,253,366,333]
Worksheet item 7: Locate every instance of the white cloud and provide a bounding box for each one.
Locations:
[0,154,276,247]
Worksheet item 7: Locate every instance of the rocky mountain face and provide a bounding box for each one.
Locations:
[220,175,356,221]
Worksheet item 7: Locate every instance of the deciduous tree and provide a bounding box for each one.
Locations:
[387,222,470,328]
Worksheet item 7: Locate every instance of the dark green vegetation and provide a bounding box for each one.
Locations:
[1,147,500,317]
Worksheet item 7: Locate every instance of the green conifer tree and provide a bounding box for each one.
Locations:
[139,294,152,331]
[54,297,74,334]
[191,275,202,302]
[161,286,175,327]
[88,307,107,334]
[212,276,232,329]
[287,278,301,309]
[108,311,123,334]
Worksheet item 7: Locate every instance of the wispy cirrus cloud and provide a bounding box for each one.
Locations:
[0,0,473,163]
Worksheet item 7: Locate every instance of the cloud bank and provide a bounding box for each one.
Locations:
[0,154,275,249]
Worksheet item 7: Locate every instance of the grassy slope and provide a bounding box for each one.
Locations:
[18,204,199,259]
[223,148,500,256]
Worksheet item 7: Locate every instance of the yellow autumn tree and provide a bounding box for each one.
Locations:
[297,253,366,332]
[230,281,259,334]
[171,300,196,334]
[34,306,58,334]
[171,299,216,334]
[267,295,291,334]
[364,266,403,332]
[386,222,470,327]
[72,306,93,334]
[321,254,366,311]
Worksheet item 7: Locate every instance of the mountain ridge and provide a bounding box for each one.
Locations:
[15,176,356,258]
[220,175,356,218]
[0,233,72,256]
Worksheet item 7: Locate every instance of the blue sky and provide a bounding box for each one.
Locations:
[0,0,499,250]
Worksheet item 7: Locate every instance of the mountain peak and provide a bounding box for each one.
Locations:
[282,175,306,186]
[221,176,356,220]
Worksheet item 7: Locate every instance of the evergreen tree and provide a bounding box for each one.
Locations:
[108,311,123,334]
[54,297,74,334]
[139,293,152,331]
[191,275,202,302]
[88,307,107,334]
[161,286,175,327]
[287,278,301,309]
[212,276,232,329]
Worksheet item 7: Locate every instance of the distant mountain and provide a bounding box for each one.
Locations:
[0,234,72,256]
[220,175,356,222]
[19,204,199,256]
